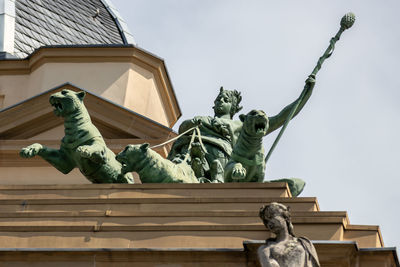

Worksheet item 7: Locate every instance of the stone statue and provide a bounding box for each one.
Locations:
[20,89,133,184]
[257,202,320,267]
[116,143,199,183]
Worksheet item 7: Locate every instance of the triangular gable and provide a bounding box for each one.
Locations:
[0,83,176,140]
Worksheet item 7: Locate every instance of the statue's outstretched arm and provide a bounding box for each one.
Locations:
[178,119,196,133]
[178,116,212,134]
[267,75,315,134]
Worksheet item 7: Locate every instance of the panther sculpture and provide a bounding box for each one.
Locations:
[224,109,269,182]
[116,143,199,183]
[20,89,133,184]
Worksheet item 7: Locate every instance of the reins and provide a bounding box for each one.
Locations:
[150,126,208,163]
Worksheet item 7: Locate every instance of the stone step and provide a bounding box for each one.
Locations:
[0,211,348,230]
[0,226,380,249]
[0,210,342,218]
[0,210,381,248]
[0,183,291,199]
[0,197,319,212]
[343,225,383,248]
[0,183,383,250]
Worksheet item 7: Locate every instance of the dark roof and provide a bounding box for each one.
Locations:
[0,52,18,60]
[14,0,133,58]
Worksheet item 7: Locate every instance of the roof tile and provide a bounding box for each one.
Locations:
[14,0,128,58]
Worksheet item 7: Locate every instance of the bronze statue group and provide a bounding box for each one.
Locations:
[19,12,356,267]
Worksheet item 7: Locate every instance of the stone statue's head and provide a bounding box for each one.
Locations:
[213,87,243,119]
[259,202,295,236]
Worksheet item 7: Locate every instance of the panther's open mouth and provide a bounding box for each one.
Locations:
[116,155,128,169]
[53,102,63,111]
[254,121,267,133]
[120,160,127,169]
[50,98,63,114]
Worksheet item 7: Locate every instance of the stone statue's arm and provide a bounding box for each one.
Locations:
[257,245,278,267]
[267,75,315,134]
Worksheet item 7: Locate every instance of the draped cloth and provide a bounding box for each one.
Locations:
[298,237,321,267]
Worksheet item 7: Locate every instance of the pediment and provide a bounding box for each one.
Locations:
[0,83,175,140]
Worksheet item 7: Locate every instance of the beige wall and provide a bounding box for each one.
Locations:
[0,167,141,185]
[0,46,182,127]
[125,65,167,125]
[0,167,90,184]
[0,61,169,126]
[28,125,65,140]
[0,166,141,185]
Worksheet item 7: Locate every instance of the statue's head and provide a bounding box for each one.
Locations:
[116,143,150,174]
[259,202,295,236]
[213,87,242,119]
[49,89,86,117]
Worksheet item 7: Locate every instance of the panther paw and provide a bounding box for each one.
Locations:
[78,146,106,163]
[20,143,43,158]
[232,163,246,180]
[77,146,92,158]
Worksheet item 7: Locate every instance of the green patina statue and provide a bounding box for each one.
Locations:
[151,12,354,192]
[224,109,269,183]
[116,143,199,183]
[167,87,244,183]
[21,13,355,191]
[115,82,313,190]
[20,89,134,184]
[168,77,314,186]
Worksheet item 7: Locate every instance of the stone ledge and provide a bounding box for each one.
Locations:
[0,182,290,190]
[0,210,346,218]
[0,223,346,232]
[0,197,316,204]
[0,242,396,266]
[0,226,381,249]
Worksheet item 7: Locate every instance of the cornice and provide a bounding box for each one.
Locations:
[0,45,181,127]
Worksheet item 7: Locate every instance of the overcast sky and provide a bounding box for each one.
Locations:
[112,0,400,248]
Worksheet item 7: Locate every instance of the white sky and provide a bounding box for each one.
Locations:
[112,0,400,249]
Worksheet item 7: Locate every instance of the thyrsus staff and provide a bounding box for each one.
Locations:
[265,12,356,165]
